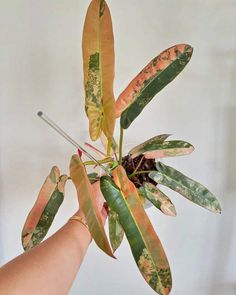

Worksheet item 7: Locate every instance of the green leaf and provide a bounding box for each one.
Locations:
[149,162,221,213]
[70,154,115,258]
[100,166,172,295]
[128,134,171,158]
[108,209,124,252]
[115,44,193,129]
[83,0,115,141]
[22,167,68,251]
[140,182,176,217]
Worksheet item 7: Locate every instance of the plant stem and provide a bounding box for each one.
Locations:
[132,155,144,175]
[107,137,111,157]
[83,157,113,166]
[114,151,118,161]
[129,170,153,179]
[119,127,124,165]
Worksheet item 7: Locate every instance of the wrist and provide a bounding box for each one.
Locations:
[67,211,92,243]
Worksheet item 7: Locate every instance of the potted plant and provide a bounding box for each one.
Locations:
[21,1,221,294]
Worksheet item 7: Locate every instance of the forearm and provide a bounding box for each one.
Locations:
[0,213,92,295]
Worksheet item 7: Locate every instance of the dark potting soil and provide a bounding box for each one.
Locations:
[122,154,157,188]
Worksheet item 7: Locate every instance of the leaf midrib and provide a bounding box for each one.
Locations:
[126,49,189,110]
[156,170,208,202]
[117,183,164,280]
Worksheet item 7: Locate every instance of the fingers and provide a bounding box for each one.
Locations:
[91,180,106,211]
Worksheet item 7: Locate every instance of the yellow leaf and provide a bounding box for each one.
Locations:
[82,0,115,141]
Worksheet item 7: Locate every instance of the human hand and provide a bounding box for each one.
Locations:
[91,180,108,225]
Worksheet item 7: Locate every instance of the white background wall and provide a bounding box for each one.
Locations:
[1,1,236,294]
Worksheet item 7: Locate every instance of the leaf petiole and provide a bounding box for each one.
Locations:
[107,138,112,157]
[119,126,124,165]
[129,170,154,179]
[83,157,114,166]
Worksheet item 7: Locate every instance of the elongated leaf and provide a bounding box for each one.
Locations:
[116,44,193,129]
[129,134,171,158]
[140,182,176,217]
[22,167,68,251]
[70,154,114,258]
[143,141,194,159]
[100,166,171,295]
[83,0,115,141]
[108,209,124,252]
[149,162,221,213]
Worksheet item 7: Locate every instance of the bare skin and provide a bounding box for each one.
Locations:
[0,181,107,295]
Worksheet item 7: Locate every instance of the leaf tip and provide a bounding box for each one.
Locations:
[163,206,177,217]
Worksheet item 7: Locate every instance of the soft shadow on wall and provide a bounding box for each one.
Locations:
[0,152,3,265]
[210,51,236,295]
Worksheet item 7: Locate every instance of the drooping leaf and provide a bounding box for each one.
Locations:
[108,209,124,252]
[129,134,171,158]
[115,44,193,129]
[149,162,221,213]
[142,141,194,159]
[82,0,115,141]
[140,182,176,217]
[100,166,172,295]
[70,154,114,258]
[22,167,68,251]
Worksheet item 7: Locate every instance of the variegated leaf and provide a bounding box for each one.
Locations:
[129,134,171,158]
[108,209,124,252]
[100,166,172,295]
[140,182,176,217]
[22,167,68,251]
[83,0,115,141]
[116,44,193,129]
[70,154,114,258]
[149,162,221,213]
[143,141,194,159]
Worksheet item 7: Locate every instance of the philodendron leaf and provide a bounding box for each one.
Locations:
[108,209,124,252]
[100,166,172,295]
[129,134,171,158]
[70,154,115,258]
[82,0,115,141]
[22,167,68,251]
[149,162,221,213]
[115,44,193,129]
[140,182,176,217]
[141,141,194,159]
